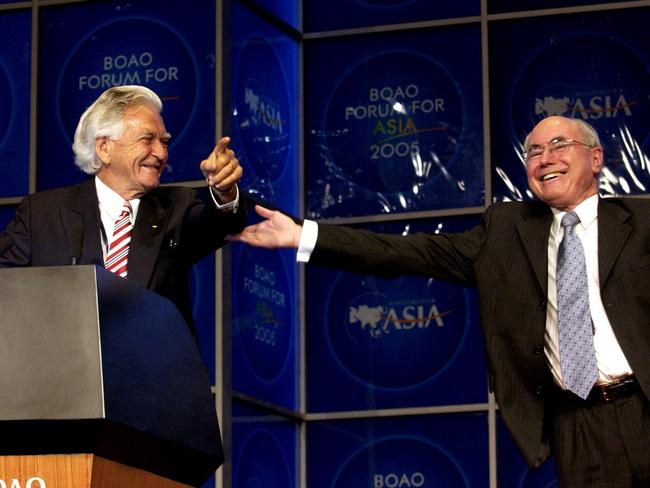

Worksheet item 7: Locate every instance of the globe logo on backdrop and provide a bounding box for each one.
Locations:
[332,437,468,487]
[235,430,291,488]
[0,62,12,148]
[234,247,293,383]
[511,34,650,195]
[326,275,467,389]
[323,50,463,196]
[58,18,197,150]
[234,36,291,186]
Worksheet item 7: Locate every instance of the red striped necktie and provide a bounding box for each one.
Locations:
[105,201,133,278]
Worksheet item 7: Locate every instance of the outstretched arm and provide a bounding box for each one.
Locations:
[228,205,302,249]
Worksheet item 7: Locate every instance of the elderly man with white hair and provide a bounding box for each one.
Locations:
[0,85,245,334]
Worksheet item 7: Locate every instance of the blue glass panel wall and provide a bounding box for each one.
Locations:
[237,0,299,30]
[306,215,487,412]
[232,400,298,488]
[231,242,299,410]
[490,8,650,202]
[305,0,479,32]
[231,1,299,215]
[0,9,30,198]
[308,414,489,487]
[38,0,216,190]
[305,25,484,219]
[230,0,299,410]
[189,251,217,385]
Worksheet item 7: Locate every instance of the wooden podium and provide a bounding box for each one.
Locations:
[0,266,223,487]
[0,454,191,487]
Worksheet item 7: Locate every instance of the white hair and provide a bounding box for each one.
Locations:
[72,85,163,174]
[523,116,601,151]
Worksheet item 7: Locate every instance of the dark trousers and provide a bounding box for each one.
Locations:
[551,390,650,487]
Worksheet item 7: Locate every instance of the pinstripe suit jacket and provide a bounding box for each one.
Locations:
[309,197,650,467]
[0,178,246,333]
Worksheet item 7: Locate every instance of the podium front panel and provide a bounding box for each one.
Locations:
[0,266,104,420]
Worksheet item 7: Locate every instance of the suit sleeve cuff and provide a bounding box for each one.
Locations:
[297,219,318,262]
[208,184,239,212]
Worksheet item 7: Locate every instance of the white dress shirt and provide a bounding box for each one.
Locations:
[95,176,139,259]
[545,194,632,388]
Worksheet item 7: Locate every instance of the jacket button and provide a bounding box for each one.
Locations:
[536,385,544,396]
[540,300,547,310]
[533,345,544,355]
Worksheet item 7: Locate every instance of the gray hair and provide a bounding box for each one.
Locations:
[72,85,163,174]
[523,116,602,151]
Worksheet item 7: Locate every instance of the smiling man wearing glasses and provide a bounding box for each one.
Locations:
[230,115,650,486]
[524,116,603,214]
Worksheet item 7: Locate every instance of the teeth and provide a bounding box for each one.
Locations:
[542,173,561,181]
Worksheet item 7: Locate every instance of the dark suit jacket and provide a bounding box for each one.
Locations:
[0,178,247,333]
[309,197,650,467]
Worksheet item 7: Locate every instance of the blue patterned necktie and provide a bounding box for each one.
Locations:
[557,211,598,399]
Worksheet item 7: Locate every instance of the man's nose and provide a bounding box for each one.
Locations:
[539,146,555,164]
[152,140,168,159]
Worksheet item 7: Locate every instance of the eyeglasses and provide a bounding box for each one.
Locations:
[523,138,597,163]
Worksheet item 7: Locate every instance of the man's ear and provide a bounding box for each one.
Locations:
[591,146,604,174]
[95,136,111,165]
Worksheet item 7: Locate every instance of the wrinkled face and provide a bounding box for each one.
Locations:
[525,116,603,212]
[96,104,171,199]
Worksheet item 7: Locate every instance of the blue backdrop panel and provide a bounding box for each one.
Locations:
[489,0,627,14]
[306,215,486,412]
[0,205,17,230]
[490,8,650,202]
[232,400,298,488]
[304,0,479,32]
[231,241,299,410]
[189,252,217,385]
[231,2,299,215]
[0,9,30,198]
[308,414,488,487]
[305,25,484,219]
[37,0,216,190]
[235,0,298,29]
[497,415,558,487]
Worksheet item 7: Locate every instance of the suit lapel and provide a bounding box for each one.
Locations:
[598,199,631,288]
[516,204,553,295]
[59,179,103,265]
[127,192,171,288]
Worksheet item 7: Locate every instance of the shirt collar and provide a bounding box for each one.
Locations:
[551,193,599,232]
[94,176,140,221]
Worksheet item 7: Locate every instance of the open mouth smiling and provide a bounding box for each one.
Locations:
[141,162,161,171]
[542,172,564,182]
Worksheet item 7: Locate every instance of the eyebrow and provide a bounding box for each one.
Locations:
[528,135,568,148]
[141,131,172,141]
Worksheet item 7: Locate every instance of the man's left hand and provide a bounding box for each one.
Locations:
[200,136,242,202]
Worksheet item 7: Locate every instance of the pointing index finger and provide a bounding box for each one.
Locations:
[214,136,231,154]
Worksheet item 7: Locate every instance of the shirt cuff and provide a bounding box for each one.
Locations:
[297,219,318,262]
[208,184,239,211]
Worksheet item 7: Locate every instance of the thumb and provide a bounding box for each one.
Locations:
[254,205,275,219]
